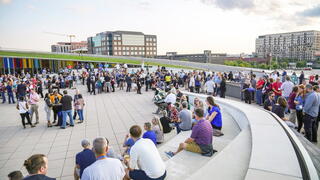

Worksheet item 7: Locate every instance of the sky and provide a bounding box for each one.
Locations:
[0,0,320,55]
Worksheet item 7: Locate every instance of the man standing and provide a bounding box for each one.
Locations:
[166,108,215,157]
[17,81,27,99]
[281,76,294,102]
[82,137,125,180]
[60,90,74,129]
[272,77,282,101]
[74,139,96,180]
[303,84,320,142]
[256,77,265,106]
[205,77,215,96]
[6,82,15,103]
[29,89,40,125]
[125,125,166,180]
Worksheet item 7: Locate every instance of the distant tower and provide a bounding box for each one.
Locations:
[204,50,212,63]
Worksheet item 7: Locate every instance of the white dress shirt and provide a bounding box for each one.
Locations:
[129,138,166,179]
[164,93,176,104]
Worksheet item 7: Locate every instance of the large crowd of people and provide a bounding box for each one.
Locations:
[1,64,320,180]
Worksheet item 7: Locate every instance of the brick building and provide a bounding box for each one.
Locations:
[87,31,157,58]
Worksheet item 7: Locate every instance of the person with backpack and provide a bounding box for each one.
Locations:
[17,96,35,129]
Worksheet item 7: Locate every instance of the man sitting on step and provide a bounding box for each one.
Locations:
[166,108,216,157]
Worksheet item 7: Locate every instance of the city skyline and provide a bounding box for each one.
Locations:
[0,0,319,55]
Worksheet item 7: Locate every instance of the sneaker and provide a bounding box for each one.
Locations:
[165,151,175,158]
[60,127,66,129]
[70,124,74,127]
[31,125,35,128]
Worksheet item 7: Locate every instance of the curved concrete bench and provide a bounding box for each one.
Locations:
[158,110,241,180]
[161,91,319,180]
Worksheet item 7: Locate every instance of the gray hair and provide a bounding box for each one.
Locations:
[93,137,108,155]
[81,139,90,148]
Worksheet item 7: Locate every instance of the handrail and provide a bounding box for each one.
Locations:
[267,112,319,180]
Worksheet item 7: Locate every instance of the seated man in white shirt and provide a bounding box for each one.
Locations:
[154,89,177,114]
[81,137,125,180]
[124,125,166,180]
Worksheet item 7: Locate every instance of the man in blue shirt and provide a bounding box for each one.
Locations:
[74,139,96,179]
[303,84,320,142]
[142,122,157,144]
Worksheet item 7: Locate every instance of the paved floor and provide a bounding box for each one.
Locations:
[0,84,156,179]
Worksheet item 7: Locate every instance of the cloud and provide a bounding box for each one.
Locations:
[299,5,320,17]
[65,5,95,15]
[201,0,254,9]
[1,0,12,4]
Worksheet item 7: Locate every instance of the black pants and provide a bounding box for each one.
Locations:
[87,84,91,92]
[312,116,319,142]
[137,85,141,94]
[296,110,303,132]
[145,81,149,91]
[20,112,32,127]
[73,111,77,120]
[38,90,44,98]
[126,84,131,92]
[220,90,226,98]
[53,109,58,122]
[195,86,200,93]
[244,92,251,104]
[189,86,194,92]
[111,84,115,92]
[303,114,316,141]
[90,87,96,95]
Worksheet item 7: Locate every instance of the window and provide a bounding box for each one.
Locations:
[114,51,118,55]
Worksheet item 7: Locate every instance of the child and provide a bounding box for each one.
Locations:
[142,122,157,145]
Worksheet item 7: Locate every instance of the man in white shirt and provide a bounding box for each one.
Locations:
[164,90,176,105]
[124,125,166,180]
[281,76,294,99]
[81,137,125,180]
[205,77,215,95]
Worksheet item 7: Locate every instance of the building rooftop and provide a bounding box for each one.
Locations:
[258,30,320,38]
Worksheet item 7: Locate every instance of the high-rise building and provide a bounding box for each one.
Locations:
[87,31,157,57]
[51,41,87,53]
[255,30,320,61]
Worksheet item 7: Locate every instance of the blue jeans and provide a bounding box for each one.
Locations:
[8,92,15,104]
[256,89,262,105]
[62,110,74,128]
[1,92,6,103]
[175,122,190,134]
[77,109,84,121]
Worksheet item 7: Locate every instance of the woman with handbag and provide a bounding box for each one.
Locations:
[16,96,35,129]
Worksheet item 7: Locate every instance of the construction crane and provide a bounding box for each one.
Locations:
[43,31,76,49]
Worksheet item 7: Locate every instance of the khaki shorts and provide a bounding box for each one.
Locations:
[185,142,202,154]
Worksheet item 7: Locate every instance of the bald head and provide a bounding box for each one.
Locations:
[93,137,108,155]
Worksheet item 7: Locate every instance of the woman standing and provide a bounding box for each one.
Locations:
[44,93,53,127]
[16,96,35,129]
[75,94,85,123]
[206,96,223,136]
[288,86,299,124]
